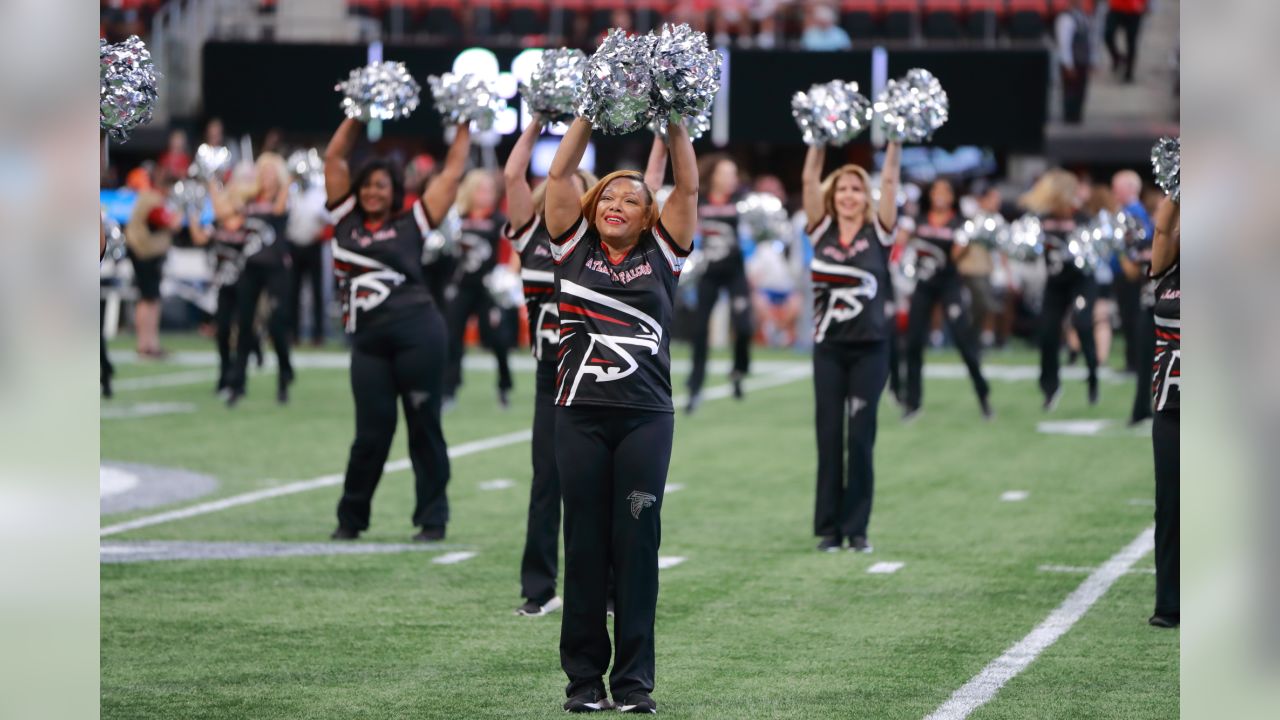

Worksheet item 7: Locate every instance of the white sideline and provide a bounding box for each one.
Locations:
[432,551,478,565]
[924,526,1155,720]
[101,367,811,537]
[867,562,904,574]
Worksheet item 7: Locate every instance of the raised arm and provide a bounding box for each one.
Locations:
[423,123,471,226]
[658,120,698,251]
[545,117,593,238]
[801,144,826,226]
[207,179,238,224]
[644,134,668,194]
[503,118,543,230]
[878,141,901,231]
[188,210,210,246]
[1149,195,1180,276]
[323,118,362,207]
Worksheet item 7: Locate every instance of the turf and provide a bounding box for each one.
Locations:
[100,336,1177,719]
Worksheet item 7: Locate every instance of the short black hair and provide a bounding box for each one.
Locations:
[352,158,405,215]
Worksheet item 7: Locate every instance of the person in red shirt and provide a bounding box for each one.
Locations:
[157,129,191,181]
[1105,0,1149,83]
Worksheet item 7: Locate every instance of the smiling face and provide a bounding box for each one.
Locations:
[358,168,394,218]
[711,159,739,198]
[832,171,869,222]
[593,177,651,245]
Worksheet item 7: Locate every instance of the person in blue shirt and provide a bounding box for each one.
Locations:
[1111,170,1154,381]
[801,4,853,51]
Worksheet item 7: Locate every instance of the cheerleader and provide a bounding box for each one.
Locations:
[802,139,901,553]
[323,117,469,542]
[685,154,752,413]
[443,169,515,408]
[544,116,697,714]
[1147,194,1179,628]
[218,153,295,406]
[902,178,991,420]
[1020,170,1099,409]
[501,117,598,617]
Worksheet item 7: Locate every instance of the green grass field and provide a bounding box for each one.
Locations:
[100,336,1177,719]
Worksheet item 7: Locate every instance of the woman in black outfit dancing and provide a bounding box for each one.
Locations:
[902,178,991,420]
[802,140,901,553]
[1147,194,1179,628]
[323,117,470,542]
[544,116,697,714]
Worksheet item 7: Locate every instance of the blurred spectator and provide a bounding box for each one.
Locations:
[801,3,851,51]
[1111,169,1153,373]
[261,127,285,156]
[203,117,240,169]
[959,183,1000,347]
[1055,0,1094,124]
[748,236,800,347]
[286,175,331,346]
[124,165,182,358]
[157,129,191,180]
[1105,0,1148,83]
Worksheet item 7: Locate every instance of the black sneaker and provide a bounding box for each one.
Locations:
[816,536,841,552]
[330,526,360,541]
[412,526,445,543]
[564,688,612,713]
[731,373,745,400]
[979,395,994,421]
[684,393,701,415]
[901,406,923,424]
[1148,613,1179,629]
[515,596,562,617]
[849,536,873,553]
[277,369,294,405]
[498,388,511,410]
[606,598,615,618]
[1087,377,1099,406]
[1042,387,1062,412]
[225,388,245,408]
[616,691,657,714]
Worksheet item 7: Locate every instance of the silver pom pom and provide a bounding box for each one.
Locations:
[677,249,706,287]
[1088,209,1147,259]
[102,212,127,261]
[576,29,658,135]
[650,24,722,122]
[791,80,872,147]
[960,211,1008,249]
[422,208,462,265]
[1151,136,1180,202]
[168,178,207,218]
[736,192,791,243]
[428,72,506,130]
[484,265,524,310]
[520,48,587,125]
[336,61,422,122]
[873,68,949,143]
[189,143,233,182]
[999,214,1044,261]
[286,148,325,191]
[649,111,710,142]
[100,36,160,142]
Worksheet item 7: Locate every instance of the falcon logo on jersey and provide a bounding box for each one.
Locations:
[627,491,657,519]
[556,279,663,405]
[811,260,879,343]
[700,219,737,262]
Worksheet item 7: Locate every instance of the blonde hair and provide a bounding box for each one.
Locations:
[821,164,875,223]
[1019,169,1078,216]
[531,169,599,215]
[254,152,289,197]
[580,170,660,233]
[457,168,499,215]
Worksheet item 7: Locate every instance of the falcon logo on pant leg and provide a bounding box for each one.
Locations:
[627,491,657,519]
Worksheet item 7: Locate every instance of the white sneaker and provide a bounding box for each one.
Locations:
[515,596,562,617]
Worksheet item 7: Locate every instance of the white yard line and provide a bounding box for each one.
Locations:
[432,551,478,565]
[867,561,905,574]
[924,526,1155,720]
[1038,564,1155,576]
[657,556,686,569]
[1000,491,1029,502]
[101,368,810,537]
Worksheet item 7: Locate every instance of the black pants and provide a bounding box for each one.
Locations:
[336,308,451,531]
[687,267,752,396]
[1115,277,1142,373]
[1152,409,1179,618]
[1105,10,1144,81]
[290,243,326,343]
[813,340,889,540]
[444,281,512,397]
[521,360,562,605]
[904,278,989,411]
[557,406,673,699]
[1039,276,1098,399]
[229,263,293,394]
[1130,307,1155,423]
[1060,66,1089,124]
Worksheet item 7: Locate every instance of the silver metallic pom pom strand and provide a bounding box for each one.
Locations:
[649,23,722,122]
[100,36,160,142]
[335,61,422,122]
[1150,136,1180,202]
[520,48,587,125]
[576,28,658,135]
[428,72,506,130]
[791,80,872,147]
[873,68,949,144]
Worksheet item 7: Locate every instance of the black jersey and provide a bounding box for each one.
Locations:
[1040,214,1090,284]
[908,214,966,286]
[698,199,743,273]
[549,215,689,412]
[242,198,288,267]
[329,194,436,333]
[505,215,559,363]
[809,214,894,345]
[1152,261,1180,412]
[208,217,277,287]
[456,212,506,287]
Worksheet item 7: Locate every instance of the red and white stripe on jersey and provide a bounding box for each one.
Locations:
[521,268,555,295]
[549,216,590,264]
[504,215,541,254]
[807,213,895,247]
[651,220,691,275]
[811,258,875,287]
[328,195,432,237]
